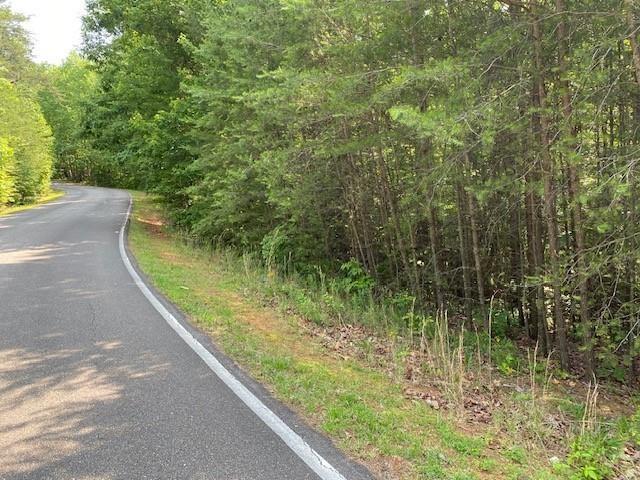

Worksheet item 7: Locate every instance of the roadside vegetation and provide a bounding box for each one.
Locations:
[0,3,95,209]
[0,5,54,208]
[0,188,64,217]
[130,192,639,480]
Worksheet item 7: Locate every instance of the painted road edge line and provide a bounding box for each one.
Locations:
[118,196,348,480]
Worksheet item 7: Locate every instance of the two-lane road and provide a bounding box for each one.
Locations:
[0,185,371,480]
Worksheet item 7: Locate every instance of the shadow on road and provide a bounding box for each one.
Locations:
[0,335,172,479]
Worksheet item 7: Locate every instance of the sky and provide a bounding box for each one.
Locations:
[7,0,87,65]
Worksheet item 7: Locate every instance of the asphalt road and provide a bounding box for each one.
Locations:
[0,185,372,480]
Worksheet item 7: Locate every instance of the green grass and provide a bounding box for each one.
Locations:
[127,191,569,480]
[0,188,65,216]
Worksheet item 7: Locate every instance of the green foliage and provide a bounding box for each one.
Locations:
[0,2,31,82]
[0,79,53,204]
[503,446,527,465]
[58,0,640,385]
[261,224,289,271]
[556,407,640,479]
[38,54,100,182]
[0,137,15,204]
[337,259,375,297]
[562,432,621,479]
[466,330,520,375]
[0,3,54,205]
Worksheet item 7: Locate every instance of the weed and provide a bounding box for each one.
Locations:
[562,432,621,479]
[422,313,466,405]
[504,446,527,464]
[435,420,485,457]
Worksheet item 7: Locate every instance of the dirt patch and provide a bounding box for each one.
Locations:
[136,215,167,237]
[368,454,414,480]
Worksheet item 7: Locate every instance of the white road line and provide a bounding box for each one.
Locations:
[118,196,348,480]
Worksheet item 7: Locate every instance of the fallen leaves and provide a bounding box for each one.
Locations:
[404,386,443,410]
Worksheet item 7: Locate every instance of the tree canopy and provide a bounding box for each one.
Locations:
[0,1,53,205]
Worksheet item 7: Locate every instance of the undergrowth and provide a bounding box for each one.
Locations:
[131,192,639,480]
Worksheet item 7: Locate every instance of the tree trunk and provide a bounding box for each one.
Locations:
[456,182,474,323]
[556,0,593,376]
[628,0,640,90]
[428,200,445,312]
[464,152,488,330]
[532,3,569,369]
[625,0,640,381]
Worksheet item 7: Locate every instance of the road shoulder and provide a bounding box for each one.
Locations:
[0,188,65,217]
[126,191,564,480]
[124,192,374,480]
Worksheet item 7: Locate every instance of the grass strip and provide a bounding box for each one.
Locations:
[128,191,560,480]
[0,188,65,217]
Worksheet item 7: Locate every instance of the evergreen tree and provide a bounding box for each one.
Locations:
[70,0,640,381]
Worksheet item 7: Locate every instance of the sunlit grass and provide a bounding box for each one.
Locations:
[127,191,561,480]
[0,188,65,217]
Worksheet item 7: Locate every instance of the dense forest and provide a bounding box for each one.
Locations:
[0,3,53,205]
[4,0,640,383]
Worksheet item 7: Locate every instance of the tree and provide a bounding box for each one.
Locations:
[67,0,640,381]
[38,54,99,182]
[0,3,53,205]
[0,0,31,82]
[0,78,53,203]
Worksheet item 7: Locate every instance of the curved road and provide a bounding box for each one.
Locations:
[0,185,371,480]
